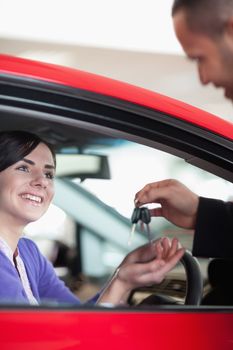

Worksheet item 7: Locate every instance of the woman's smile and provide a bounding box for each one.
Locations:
[20,193,43,206]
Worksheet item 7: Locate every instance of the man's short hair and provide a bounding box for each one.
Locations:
[172,0,233,38]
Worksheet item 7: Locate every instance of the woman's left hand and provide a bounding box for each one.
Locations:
[118,237,185,289]
[97,237,184,306]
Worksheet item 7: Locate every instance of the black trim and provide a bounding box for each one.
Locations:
[0,74,233,175]
[0,303,233,312]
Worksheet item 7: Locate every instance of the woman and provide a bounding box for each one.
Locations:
[0,130,184,305]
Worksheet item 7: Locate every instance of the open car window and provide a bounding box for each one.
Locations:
[24,136,233,304]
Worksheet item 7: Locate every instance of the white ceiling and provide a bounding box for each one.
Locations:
[0,0,232,121]
[0,0,181,54]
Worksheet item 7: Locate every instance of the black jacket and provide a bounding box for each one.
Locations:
[192,197,233,258]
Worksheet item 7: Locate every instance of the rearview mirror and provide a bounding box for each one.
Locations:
[55,154,111,181]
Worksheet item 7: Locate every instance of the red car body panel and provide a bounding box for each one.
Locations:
[0,54,233,140]
[0,54,233,349]
[0,310,233,350]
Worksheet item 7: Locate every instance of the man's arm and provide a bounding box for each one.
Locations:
[135,179,233,259]
[193,197,233,258]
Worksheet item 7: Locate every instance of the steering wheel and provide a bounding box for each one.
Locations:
[181,250,203,305]
[131,250,203,306]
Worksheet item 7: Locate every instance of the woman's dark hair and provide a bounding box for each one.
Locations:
[0,130,56,172]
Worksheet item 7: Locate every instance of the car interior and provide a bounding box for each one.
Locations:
[0,111,232,308]
[1,74,233,308]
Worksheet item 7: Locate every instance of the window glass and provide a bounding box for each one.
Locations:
[25,138,233,302]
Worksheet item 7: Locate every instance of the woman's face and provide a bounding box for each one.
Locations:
[0,142,55,226]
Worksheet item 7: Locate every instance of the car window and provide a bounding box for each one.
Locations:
[25,137,233,303]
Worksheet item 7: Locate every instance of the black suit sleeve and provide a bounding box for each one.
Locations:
[192,197,233,258]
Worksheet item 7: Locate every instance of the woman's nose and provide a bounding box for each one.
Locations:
[30,174,48,188]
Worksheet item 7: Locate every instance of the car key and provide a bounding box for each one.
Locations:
[140,207,152,243]
[128,207,141,245]
[129,207,152,245]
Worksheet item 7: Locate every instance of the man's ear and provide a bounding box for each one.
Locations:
[224,17,233,47]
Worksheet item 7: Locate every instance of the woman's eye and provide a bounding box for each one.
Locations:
[17,165,29,172]
[45,172,54,180]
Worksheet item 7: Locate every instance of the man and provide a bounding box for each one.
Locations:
[172,0,233,101]
[135,0,233,260]
[136,1,233,304]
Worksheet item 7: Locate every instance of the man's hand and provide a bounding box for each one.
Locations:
[135,179,199,229]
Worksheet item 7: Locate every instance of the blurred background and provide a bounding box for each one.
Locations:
[1,0,232,120]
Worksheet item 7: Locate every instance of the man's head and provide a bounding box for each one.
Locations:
[172,0,233,100]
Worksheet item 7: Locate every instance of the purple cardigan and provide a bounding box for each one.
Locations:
[0,237,81,305]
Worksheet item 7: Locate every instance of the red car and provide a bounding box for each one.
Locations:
[0,54,233,350]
